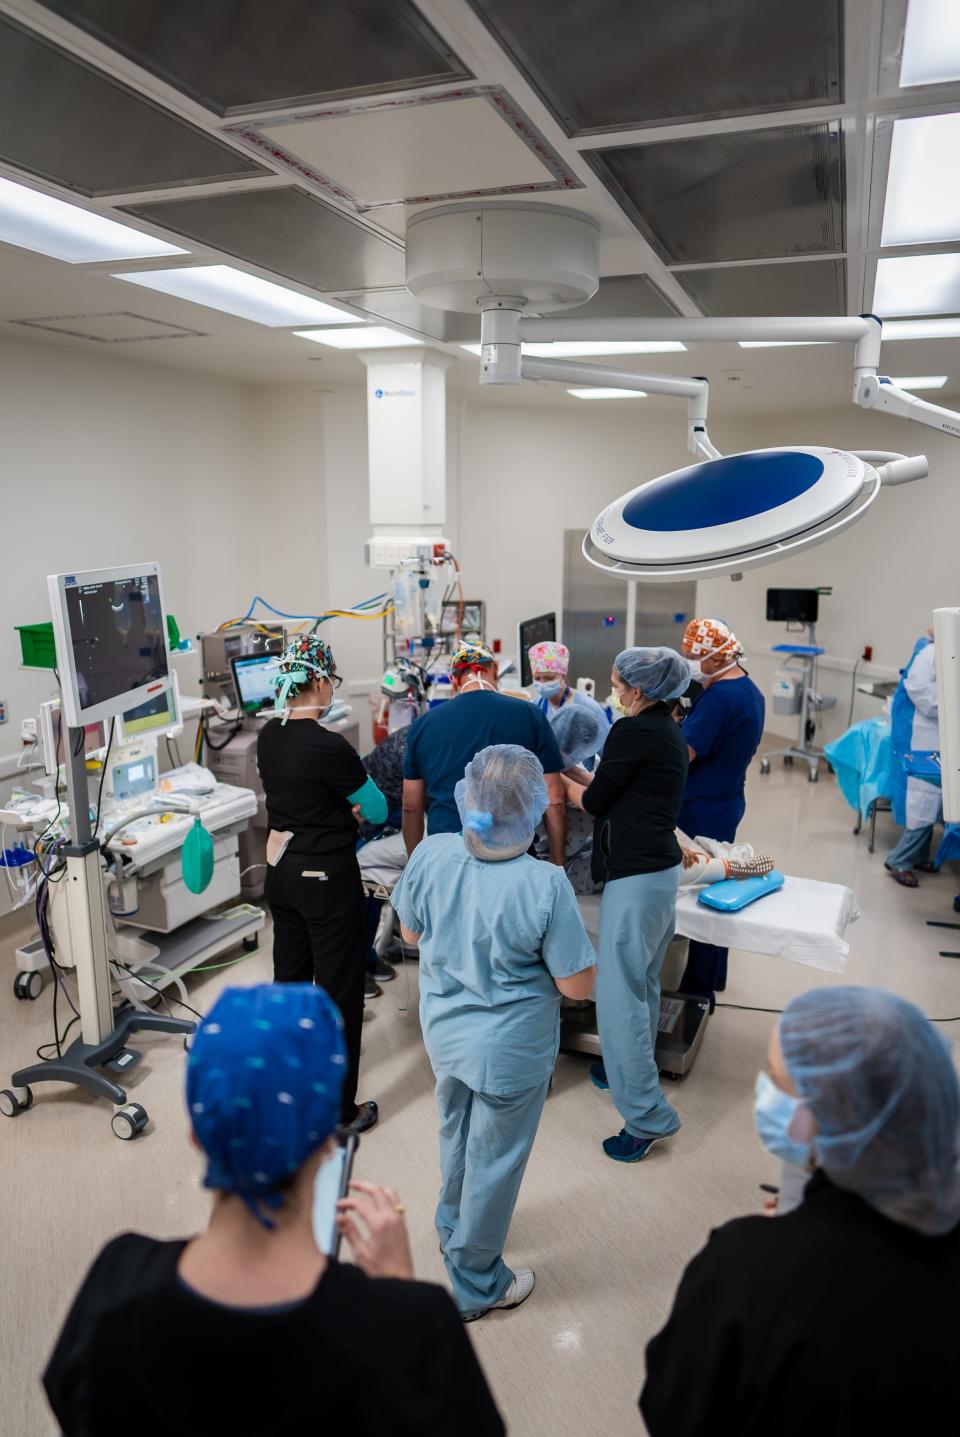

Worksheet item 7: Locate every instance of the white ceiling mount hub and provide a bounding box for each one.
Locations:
[405,203,600,385]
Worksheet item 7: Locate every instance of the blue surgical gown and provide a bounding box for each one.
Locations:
[391,833,596,1095]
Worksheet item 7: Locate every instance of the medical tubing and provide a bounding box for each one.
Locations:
[100,803,195,848]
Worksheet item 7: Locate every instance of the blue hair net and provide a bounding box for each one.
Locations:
[454,744,548,861]
[551,704,605,768]
[614,647,691,703]
[186,983,346,1228]
[781,986,960,1235]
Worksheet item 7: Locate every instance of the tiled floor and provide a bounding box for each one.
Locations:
[1,757,957,1435]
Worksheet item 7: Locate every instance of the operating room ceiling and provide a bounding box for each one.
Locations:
[0,0,958,406]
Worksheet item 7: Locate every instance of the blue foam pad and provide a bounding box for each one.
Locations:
[698,870,785,911]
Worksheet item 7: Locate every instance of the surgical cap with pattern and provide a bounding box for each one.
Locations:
[682,618,744,660]
[187,983,346,1228]
[528,641,570,676]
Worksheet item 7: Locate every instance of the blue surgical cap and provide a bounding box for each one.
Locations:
[551,704,605,768]
[455,744,548,860]
[186,983,346,1227]
[614,646,691,703]
[781,986,960,1236]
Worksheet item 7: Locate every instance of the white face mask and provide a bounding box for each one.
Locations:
[461,674,498,694]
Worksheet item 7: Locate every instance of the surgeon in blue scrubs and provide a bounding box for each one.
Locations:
[677,619,765,1003]
[391,745,595,1322]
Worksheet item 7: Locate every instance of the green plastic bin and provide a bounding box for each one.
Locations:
[16,622,57,669]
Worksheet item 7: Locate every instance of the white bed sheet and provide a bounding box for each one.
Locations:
[579,876,858,975]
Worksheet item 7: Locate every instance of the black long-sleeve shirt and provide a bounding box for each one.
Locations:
[582,705,687,881]
[44,1233,504,1437]
[641,1171,960,1437]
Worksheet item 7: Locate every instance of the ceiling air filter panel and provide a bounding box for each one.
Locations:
[123,188,405,292]
[0,18,265,196]
[38,0,470,116]
[677,259,847,316]
[592,123,845,265]
[467,0,842,135]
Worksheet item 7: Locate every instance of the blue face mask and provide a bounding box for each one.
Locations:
[536,679,564,698]
[754,1071,812,1167]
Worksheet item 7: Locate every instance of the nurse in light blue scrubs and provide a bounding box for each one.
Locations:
[391,745,596,1322]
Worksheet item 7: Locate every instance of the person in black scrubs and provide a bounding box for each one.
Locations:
[641,985,960,1436]
[258,635,387,1135]
[44,984,504,1437]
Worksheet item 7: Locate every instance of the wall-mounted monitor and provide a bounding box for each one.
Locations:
[766,588,820,624]
[518,612,557,687]
[48,564,171,728]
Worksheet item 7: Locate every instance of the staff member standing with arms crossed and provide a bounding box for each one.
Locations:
[258,636,387,1136]
[563,647,690,1163]
[677,619,765,1005]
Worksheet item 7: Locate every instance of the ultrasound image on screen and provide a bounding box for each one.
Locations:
[65,574,168,711]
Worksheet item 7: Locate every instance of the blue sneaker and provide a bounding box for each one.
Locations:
[602,1128,667,1163]
[589,1061,609,1091]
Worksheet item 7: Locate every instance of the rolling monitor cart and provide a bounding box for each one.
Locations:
[761,587,836,782]
[1,565,194,1139]
[518,612,557,687]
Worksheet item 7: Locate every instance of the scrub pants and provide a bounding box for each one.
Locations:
[266,849,365,1123]
[676,796,744,998]
[435,1074,551,1315]
[885,824,934,872]
[595,865,682,1140]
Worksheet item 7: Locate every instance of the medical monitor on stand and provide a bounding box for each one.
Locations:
[518,612,557,687]
[766,588,820,625]
[116,671,182,745]
[48,564,171,728]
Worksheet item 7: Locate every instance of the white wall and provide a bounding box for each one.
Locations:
[697,405,960,742]
[0,334,329,799]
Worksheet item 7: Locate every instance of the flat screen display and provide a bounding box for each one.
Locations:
[120,682,177,740]
[232,653,281,712]
[766,588,819,624]
[519,612,557,686]
[64,573,168,712]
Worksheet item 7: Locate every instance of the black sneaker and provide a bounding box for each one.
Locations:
[370,957,397,982]
[339,1101,379,1136]
[364,975,383,999]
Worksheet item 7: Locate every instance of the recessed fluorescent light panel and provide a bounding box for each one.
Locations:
[874,253,960,316]
[882,317,960,339]
[888,374,948,389]
[738,340,831,348]
[0,176,185,264]
[295,326,423,349]
[460,340,686,357]
[567,387,648,399]
[115,265,356,327]
[900,0,960,87]
[882,113,960,247]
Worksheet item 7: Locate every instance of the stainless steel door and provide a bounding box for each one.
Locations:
[562,529,695,690]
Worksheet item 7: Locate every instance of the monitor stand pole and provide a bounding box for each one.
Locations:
[1,723,195,1138]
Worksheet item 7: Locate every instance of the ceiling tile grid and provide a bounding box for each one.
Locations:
[10,310,207,341]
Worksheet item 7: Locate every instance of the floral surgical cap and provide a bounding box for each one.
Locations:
[682,618,744,660]
[274,634,337,702]
[528,641,570,676]
[450,641,496,672]
[186,983,346,1228]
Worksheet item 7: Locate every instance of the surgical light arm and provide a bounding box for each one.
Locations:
[519,357,720,460]
[854,377,960,440]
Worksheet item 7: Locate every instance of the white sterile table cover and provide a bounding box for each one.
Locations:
[675,876,858,974]
[578,876,858,975]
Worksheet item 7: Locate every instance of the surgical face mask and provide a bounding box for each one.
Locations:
[754,1071,812,1167]
[536,679,564,698]
[686,660,705,684]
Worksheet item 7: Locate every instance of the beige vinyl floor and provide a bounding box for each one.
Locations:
[2,754,958,1436]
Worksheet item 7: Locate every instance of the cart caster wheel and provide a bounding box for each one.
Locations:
[783,755,794,767]
[242,936,259,953]
[111,1102,148,1140]
[13,970,43,1001]
[0,1085,33,1117]
[760,759,770,776]
[808,768,819,783]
